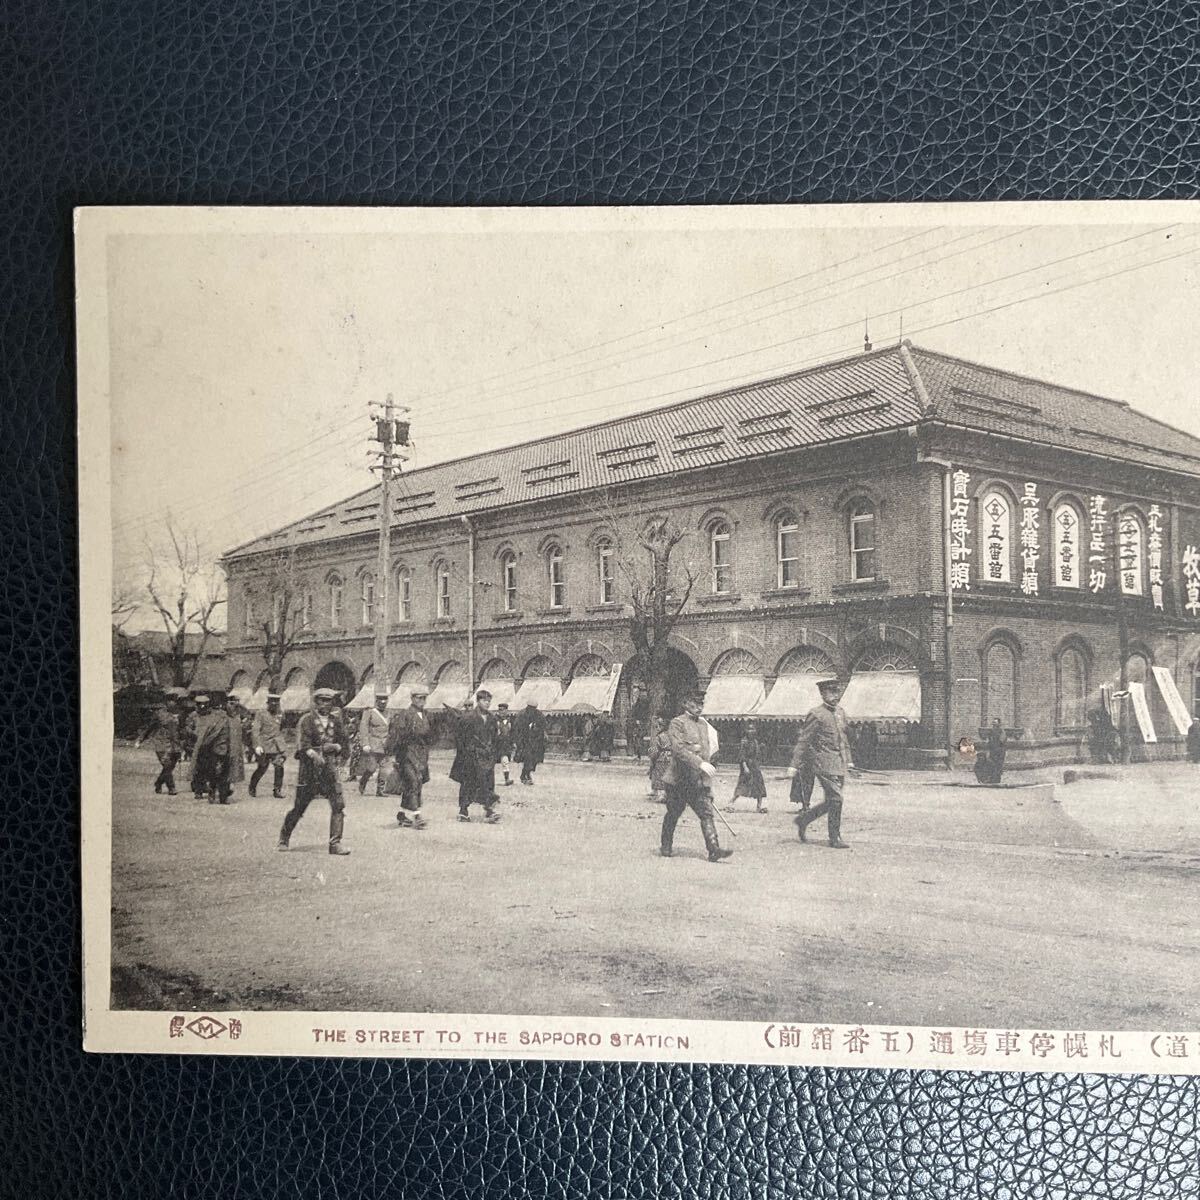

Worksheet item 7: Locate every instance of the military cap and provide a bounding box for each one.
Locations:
[193,693,210,704]
[409,685,429,696]
[497,702,509,710]
[313,687,338,700]
[816,677,843,692]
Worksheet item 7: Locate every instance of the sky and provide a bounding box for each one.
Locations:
[100,204,1200,630]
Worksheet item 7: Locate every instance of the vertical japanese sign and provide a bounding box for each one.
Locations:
[981,492,1010,582]
[1148,504,1165,610]
[1019,483,1039,595]
[1054,502,1079,587]
[1183,544,1200,616]
[1088,494,1107,594]
[949,470,971,591]
[1117,512,1143,595]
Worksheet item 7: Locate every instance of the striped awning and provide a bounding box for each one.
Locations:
[347,680,388,710]
[702,676,766,718]
[427,678,471,711]
[229,685,253,705]
[756,674,824,719]
[279,684,312,713]
[245,686,271,712]
[839,671,921,722]
[550,675,617,714]
[512,677,563,710]
[477,679,517,709]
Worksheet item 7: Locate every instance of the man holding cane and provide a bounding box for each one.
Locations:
[659,688,733,863]
[789,677,855,849]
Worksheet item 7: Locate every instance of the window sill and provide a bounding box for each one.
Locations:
[432,617,456,626]
[536,607,572,618]
[494,610,524,621]
[585,602,620,614]
[1054,725,1087,738]
[832,579,890,594]
[761,586,812,601]
[696,592,741,606]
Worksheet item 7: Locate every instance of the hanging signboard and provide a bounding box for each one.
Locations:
[949,469,972,591]
[1183,544,1200,616]
[1019,482,1039,595]
[1087,494,1108,593]
[1148,504,1165,611]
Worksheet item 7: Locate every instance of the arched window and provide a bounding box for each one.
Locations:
[435,562,451,618]
[328,575,344,627]
[271,592,285,634]
[1117,511,1145,596]
[597,539,616,605]
[300,589,314,630]
[1056,644,1089,729]
[776,511,800,589]
[500,551,518,612]
[1125,651,1150,686]
[983,639,1018,727]
[710,521,732,594]
[1052,500,1083,588]
[243,595,256,637]
[396,567,412,622]
[360,572,376,624]
[849,501,876,582]
[548,545,566,609]
[979,489,1013,584]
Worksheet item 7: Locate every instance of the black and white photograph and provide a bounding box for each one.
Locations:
[79,204,1199,1069]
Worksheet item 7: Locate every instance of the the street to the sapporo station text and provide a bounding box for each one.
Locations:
[110,745,1199,1029]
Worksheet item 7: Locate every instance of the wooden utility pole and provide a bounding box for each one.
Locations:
[370,394,410,695]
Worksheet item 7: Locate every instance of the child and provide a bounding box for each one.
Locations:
[647,714,672,804]
[729,722,768,813]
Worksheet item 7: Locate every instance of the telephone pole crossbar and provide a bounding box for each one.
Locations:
[370,393,410,696]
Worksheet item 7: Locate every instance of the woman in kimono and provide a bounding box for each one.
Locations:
[647,715,672,804]
[728,721,768,813]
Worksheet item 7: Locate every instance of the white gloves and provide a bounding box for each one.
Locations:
[699,762,716,778]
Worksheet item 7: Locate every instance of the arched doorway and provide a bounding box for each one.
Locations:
[314,660,356,705]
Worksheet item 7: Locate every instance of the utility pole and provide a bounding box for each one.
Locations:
[369,393,410,697]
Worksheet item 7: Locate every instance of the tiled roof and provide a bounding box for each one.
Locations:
[226,343,1200,559]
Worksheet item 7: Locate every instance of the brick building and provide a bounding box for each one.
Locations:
[220,342,1200,767]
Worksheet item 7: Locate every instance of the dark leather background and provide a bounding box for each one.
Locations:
[4,0,1200,1194]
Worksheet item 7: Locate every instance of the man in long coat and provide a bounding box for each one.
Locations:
[449,689,501,822]
[385,685,433,828]
[190,695,232,803]
[223,694,246,797]
[512,698,547,784]
[660,688,733,863]
[278,687,350,854]
[249,691,288,798]
[136,694,182,795]
[788,678,854,849]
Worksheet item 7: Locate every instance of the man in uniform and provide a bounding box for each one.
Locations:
[356,688,391,795]
[249,691,288,798]
[278,687,350,855]
[190,694,232,803]
[512,697,546,785]
[385,684,433,828]
[660,688,733,863]
[135,692,182,795]
[788,677,855,849]
[449,688,501,823]
[494,701,515,786]
[223,694,246,800]
[179,693,197,762]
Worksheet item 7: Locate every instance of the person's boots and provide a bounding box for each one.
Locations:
[827,796,848,849]
[358,774,369,795]
[329,810,350,855]
[795,808,811,843]
[272,765,284,798]
[277,805,301,850]
[701,815,733,863]
[660,808,680,857]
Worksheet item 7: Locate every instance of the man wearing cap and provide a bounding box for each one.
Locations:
[660,688,733,863]
[223,694,247,799]
[385,685,433,828]
[278,687,351,854]
[135,692,182,795]
[448,689,501,823]
[512,698,547,785]
[190,695,232,803]
[249,691,288,798]
[356,689,392,796]
[788,677,854,849]
[494,701,515,787]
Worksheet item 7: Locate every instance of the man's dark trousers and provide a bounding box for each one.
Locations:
[797,773,844,842]
[661,780,719,856]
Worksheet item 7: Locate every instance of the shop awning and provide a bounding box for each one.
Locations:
[1151,666,1191,735]
[279,684,312,713]
[550,673,618,714]
[702,676,766,718]
[347,680,389,710]
[229,684,253,705]
[478,679,517,709]
[386,682,423,711]
[245,686,271,712]
[756,674,824,719]
[512,677,563,710]
[839,671,922,722]
[427,678,471,711]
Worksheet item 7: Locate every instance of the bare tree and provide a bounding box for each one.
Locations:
[143,517,225,688]
[111,569,141,630]
[248,542,307,691]
[601,490,698,719]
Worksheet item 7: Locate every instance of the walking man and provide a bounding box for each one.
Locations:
[494,702,515,786]
[278,687,351,854]
[223,694,246,800]
[788,677,854,849]
[449,689,501,823]
[190,695,232,803]
[357,689,391,795]
[660,688,733,863]
[513,697,546,784]
[135,693,182,795]
[249,691,288,798]
[385,685,433,828]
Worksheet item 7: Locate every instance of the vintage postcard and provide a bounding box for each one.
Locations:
[80,203,1199,1071]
